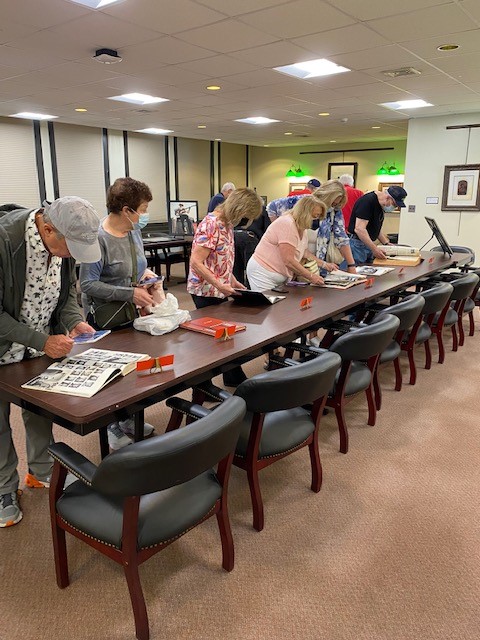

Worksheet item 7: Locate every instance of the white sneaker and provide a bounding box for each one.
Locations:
[307,336,321,348]
[108,422,133,451]
[119,418,154,437]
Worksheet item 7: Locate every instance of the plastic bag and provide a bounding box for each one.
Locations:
[133,293,191,335]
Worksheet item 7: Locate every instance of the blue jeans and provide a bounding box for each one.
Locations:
[349,237,374,264]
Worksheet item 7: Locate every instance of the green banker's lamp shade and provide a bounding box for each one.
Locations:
[285,164,296,177]
[295,166,306,177]
[388,163,400,175]
[377,161,388,175]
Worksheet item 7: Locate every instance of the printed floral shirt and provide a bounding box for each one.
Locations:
[187,213,234,298]
[0,210,61,365]
[316,208,350,261]
[266,194,305,220]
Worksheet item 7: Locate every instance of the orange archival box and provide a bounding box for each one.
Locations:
[180,317,246,337]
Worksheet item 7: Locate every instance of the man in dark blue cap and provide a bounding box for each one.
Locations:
[347,185,407,263]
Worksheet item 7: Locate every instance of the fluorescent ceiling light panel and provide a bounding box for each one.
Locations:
[235,117,280,125]
[109,93,169,105]
[68,0,124,8]
[11,112,58,120]
[274,58,350,79]
[135,128,173,135]
[380,99,433,110]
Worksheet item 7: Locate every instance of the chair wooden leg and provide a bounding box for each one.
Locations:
[393,357,403,391]
[246,465,264,532]
[216,506,234,571]
[424,340,432,370]
[165,410,183,432]
[334,404,349,454]
[52,521,69,589]
[458,318,465,346]
[469,311,475,337]
[437,331,445,364]
[366,384,376,426]
[166,262,171,282]
[308,434,322,493]
[123,560,149,640]
[373,368,381,411]
[451,325,458,352]
[408,349,417,384]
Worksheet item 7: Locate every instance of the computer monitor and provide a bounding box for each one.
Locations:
[424,217,453,256]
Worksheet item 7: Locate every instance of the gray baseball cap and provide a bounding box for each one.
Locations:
[44,196,101,263]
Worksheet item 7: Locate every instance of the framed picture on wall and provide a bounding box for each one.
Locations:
[288,182,307,194]
[168,200,198,236]
[327,162,358,185]
[260,195,268,206]
[441,164,480,211]
[378,182,404,212]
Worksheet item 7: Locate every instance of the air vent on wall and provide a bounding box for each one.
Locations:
[382,67,422,78]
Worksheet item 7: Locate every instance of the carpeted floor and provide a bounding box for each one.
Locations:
[2,267,480,640]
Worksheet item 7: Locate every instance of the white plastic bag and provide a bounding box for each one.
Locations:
[133,293,191,336]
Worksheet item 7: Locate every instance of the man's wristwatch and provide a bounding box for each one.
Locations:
[347,263,356,268]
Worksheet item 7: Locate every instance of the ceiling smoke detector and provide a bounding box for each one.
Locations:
[382,67,421,78]
[93,48,122,64]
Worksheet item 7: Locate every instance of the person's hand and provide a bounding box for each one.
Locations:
[373,246,388,260]
[219,284,240,297]
[69,322,95,338]
[133,287,154,307]
[44,335,74,358]
[323,261,339,272]
[310,274,325,286]
[347,266,357,274]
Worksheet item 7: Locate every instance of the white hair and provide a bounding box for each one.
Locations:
[221,182,236,193]
[339,174,354,187]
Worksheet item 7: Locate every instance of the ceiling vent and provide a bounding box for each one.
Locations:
[293,133,310,138]
[382,67,422,78]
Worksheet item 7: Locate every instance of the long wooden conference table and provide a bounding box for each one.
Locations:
[0,251,463,456]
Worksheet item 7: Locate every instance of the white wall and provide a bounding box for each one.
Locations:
[400,113,480,258]
[0,117,40,208]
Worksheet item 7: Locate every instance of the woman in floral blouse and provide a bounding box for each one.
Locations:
[187,187,263,386]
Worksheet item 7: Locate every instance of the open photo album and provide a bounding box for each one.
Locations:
[319,271,368,290]
[21,349,149,398]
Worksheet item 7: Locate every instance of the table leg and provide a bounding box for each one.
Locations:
[133,410,145,442]
[99,427,109,459]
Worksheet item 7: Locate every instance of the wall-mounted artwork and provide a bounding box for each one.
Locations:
[288,182,307,194]
[168,200,198,235]
[378,182,404,212]
[442,164,480,211]
[328,162,358,185]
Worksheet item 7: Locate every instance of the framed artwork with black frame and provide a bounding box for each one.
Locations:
[327,162,358,185]
[168,200,198,236]
[441,164,480,211]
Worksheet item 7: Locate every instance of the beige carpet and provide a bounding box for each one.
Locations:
[2,268,480,640]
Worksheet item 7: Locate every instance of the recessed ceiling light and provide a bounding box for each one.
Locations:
[135,128,173,135]
[318,112,330,116]
[11,112,58,120]
[215,138,221,141]
[235,117,280,125]
[109,93,169,105]
[75,108,88,112]
[380,99,433,110]
[329,140,337,143]
[284,132,293,135]
[274,58,350,80]
[371,126,381,129]
[68,0,124,8]
[197,125,207,129]
[437,44,459,51]
[206,85,221,91]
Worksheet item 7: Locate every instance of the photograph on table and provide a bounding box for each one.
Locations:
[442,164,480,211]
[168,200,198,235]
[328,161,358,185]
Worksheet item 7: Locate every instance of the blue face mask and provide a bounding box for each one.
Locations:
[383,205,396,213]
[126,208,149,229]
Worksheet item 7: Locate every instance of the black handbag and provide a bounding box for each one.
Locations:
[90,233,139,330]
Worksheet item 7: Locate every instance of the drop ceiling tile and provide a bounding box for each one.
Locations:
[432,51,480,73]
[113,37,216,72]
[333,45,423,72]
[401,29,480,60]
[387,74,463,91]
[227,41,314,68]
[0,64,25,81]
[176,55,257,77]
[332,0,453,21]
[8,30,94,62]
[238,0,355,39]
[0,0,90,30]
[0,21,40,45]
[459,1,480,21]
[0,45,64,72]
[366,5,474,43]
[194,0,290,17]
[292,24,390,57]
[174,20,278,53]
[102,0,227,34]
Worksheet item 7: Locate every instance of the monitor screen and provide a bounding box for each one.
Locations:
[424,217,453,256]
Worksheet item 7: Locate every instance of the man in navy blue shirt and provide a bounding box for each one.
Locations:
[207,182,236,212]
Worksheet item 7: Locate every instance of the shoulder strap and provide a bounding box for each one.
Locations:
[128,232,138,284]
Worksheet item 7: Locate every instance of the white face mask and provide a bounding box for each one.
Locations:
[383,205,396,213]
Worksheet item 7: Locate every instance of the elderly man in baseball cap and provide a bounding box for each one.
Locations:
[0,196,101,528]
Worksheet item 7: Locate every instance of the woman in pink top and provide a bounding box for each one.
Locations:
[246,196,328,291]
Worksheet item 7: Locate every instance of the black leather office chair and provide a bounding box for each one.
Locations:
[47,397,246,640]
[166,352,341,532]
[430,245,475,265]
